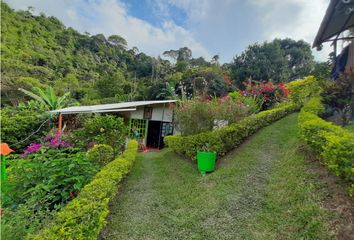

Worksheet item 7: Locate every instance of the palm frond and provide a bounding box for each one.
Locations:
[18,88,46,106]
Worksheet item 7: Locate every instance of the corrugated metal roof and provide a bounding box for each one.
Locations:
[313,0,354,48]
[51,100,177,114]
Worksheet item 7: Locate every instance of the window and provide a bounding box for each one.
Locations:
[129,118,148,139]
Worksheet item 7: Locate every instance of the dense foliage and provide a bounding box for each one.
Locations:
[2,145,97,240]
[1,3,233,105]
[28,141,138,240]
[230,39,315,86]
[72,115,127,153]
[0,106,51,151]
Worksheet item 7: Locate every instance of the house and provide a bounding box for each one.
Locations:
[313,0,354,78]
[52,100,177,149]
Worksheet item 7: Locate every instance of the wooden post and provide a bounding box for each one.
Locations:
[57,113,63,135]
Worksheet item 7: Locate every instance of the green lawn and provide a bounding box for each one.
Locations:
[100,114,334,240]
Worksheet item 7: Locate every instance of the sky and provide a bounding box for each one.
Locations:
[5,0,333,63]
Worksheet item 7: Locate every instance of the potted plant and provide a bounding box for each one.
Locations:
[197,143,217,175]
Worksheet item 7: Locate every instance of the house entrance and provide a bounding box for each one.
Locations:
[146,121,162,148]
[146,121,174,149]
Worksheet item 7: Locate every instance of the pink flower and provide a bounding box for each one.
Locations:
[26,143,42,153]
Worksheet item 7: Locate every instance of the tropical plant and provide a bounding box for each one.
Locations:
[19,86,70,111]
[156,82,177,100]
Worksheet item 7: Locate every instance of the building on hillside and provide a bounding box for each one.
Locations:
[52,100,177,149]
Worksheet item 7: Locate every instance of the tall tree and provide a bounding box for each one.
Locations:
[230,38,314,88]
[108,34,128,49]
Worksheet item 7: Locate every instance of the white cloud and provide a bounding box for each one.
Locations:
[250,0,332,61]
[5,0,211,60]
[168,0,333,62]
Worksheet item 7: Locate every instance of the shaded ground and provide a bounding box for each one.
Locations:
[100,114,353,240]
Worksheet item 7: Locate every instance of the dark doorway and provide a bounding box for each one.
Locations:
[146,121,163,148]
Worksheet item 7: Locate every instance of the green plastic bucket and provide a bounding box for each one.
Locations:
[197,151,217,174]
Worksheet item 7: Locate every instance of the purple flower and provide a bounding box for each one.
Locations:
[26,143,42,153]
[60,141,73,148]
[49,138,59,147]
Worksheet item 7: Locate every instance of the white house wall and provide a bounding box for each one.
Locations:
[151,105,173,122]
[130,105,173,122]
[130,108,144,119]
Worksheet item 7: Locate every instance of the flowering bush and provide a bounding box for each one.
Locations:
[44,133,73,148]
[20,133,73,158]
[174,96,261,135]
[240,80,290,110]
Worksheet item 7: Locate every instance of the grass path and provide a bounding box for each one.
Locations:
[100,114,336,240]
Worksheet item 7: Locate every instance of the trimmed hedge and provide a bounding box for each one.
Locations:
[165,103,298,160]
[298,97,354,195]
[87,144,114,167]
[164,76,322,160]
[28,141,138,240]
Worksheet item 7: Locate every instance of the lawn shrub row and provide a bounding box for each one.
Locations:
[28,141,139,240]
[165,103,298,160]
[298,97,354,195]
[164,76,319,160]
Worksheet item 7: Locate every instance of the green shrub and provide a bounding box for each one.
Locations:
[5,147,97,209]
[27,141,138,240]
[174,96,262,136]
[2,147,97,240]
[87,144,114,167]
[287,75,322,106]
[0,107,50,151]
[1,204,56,240]
[72,115,127,153]
[165,103,298,160]
[298,97,354,195]
[174,99,215,135]
[210,96,258,125]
